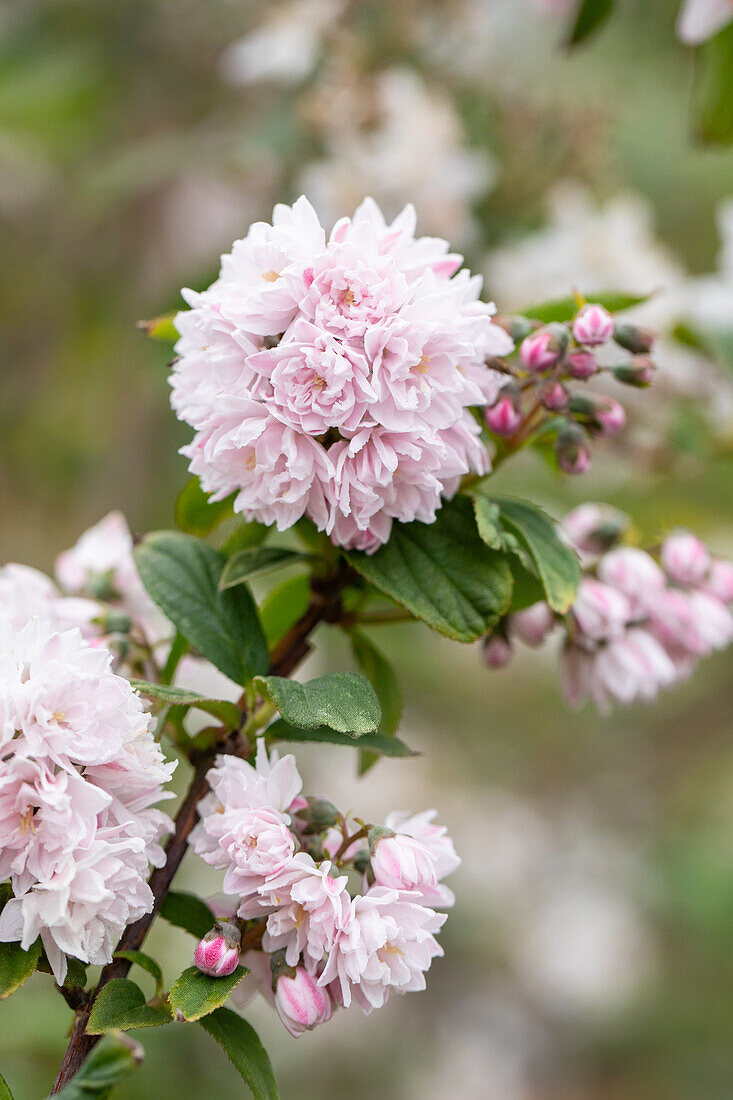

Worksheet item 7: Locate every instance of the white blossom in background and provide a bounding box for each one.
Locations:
[0,619,174,983]
[677,0,733,43]
[683,199,733,329]
[298,68,496,246]
[0,562,101,637]
[220,0,344,87]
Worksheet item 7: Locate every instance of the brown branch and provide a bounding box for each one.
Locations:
[50,564,352,1093]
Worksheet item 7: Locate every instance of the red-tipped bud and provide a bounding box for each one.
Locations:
[613,355,656,387]
[612,322,655,354]
[485,395,522,436]
[540,381,570,411]
[566,350,598,379]
[556,422,591,475]
[573,304,614,346]
[519,324,568,373]
[194,921,241,977]
[568,394,626,437]
[482,633,512,669]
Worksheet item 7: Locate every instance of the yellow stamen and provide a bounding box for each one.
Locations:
[19,808,37,835]
[262,270,280,283]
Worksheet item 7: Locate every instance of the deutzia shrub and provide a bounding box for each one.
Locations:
[0,197,730,1099]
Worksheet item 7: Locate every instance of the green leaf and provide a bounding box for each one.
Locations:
[219,547,308,590]
[520,290,647,324]
[694,22,733,144]
[507,557,546,613]
[566,0,615,46]
[0,1071,13,1100]
[0,937,41,999]
[349,630,403,775]
[159,891,216,940]
[169,965,247,1022]
[267,719,415,758]
[175,478,235,536]
[346,496,513,643]
[134,532,268,686]
[489,498,580,614]
[53,1034,144,1098]
[113,951,164,997]
[260,574,311,647]
[221,521,271,556]
[471,497,523,558]
[86,979,171,1034]
[138,312,178,342]
[130,680,241,729]
[255,672,381,736]
[198,1007,279,1100]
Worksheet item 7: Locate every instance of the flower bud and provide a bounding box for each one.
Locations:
[370,830,437,892]
[566,350,598,379]
[562,503,629,556]
[555,422,591,475]
[572,577,631,640]
[591,397,626,437]
[705,559,733,603]
[98,609,133,635]
[274,966,332,1037]
[613,355,656,387]
[494,315,535,343]
[612,323,655,354]
[295,798,341,835]
[194,921,241,977]
[508,602,555,647]
[520,324,568,373]
[540,381,569,411]
[482,633,512,668]
[485,395,522,436]
[573,303,614,346]
[661,531,711,586]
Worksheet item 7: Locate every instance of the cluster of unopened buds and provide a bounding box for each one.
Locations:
[483,504,733,711]
[190,743,458,1035]
[485,303,657,473]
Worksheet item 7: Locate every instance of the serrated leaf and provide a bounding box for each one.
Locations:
[138,312,178,342]
[520,290,647,324]
[53,1034,143,1098]
[260,574,311,647]
[175,478,235,536]
[134,532,268,686]
[471,497,524,558]
[221,521,271,556]
[0,937,41,999]
[0,1071,12,1099]
[159,892,216,940]
[346,496,513,643]
[349,630,403,775]
[169,965,246,1022]
[694,22,733,144]
[198,1007,279,1100]
[267,718,414,757]
[86,979,171,1033]
[130,680,241,729]
[566,0,615,45]
[219,547,308,590]
[255,673,381,735]
[113,951,164,997]
[490,498,580,614]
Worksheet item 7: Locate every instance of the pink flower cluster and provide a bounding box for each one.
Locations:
[170,197,512,551]
[484,505,733,713]
[190,742,458,1034]
[0,619,175,983]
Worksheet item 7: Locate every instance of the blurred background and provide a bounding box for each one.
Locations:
[2,1,733,1097]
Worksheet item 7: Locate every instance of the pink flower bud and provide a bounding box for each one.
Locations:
[572,578,631,640]
[274,967,332,1037]
[485,395,522,436]
[561,503,629,556]
[370,831,437,892]
[704,559,733,603]
[519,325,566,372]
[573,304,614,346]
[567,351,598,379]
[482,633,512,668]
[194,921,241,977]
[661,531,711,586]
[593,397,626,437]
[508,602,555,646]
[540,381,569,411]
[612,323,655,354]
[613,355,656,387]
[556,422,591,475]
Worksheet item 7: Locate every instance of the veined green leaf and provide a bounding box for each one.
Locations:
[87,979,171,1034]
[130,680,241,729]
[198,1007,279,1100]
[255,673,381,735]
[520,290,647,324]
[487,498,580,613]
[175,478,235,536]
[219,547,308,590]
[159,892,216,940]
[53,1034,144,1098]
[169,965,247,1022]
[349,630,403,774]
[113,951,164,997]
[267,718,414,758]
[0,937,41,999]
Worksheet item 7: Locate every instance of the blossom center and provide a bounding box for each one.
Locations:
[262,270,281,283]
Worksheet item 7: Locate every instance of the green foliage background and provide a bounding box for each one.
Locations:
[1,1,732,1097]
